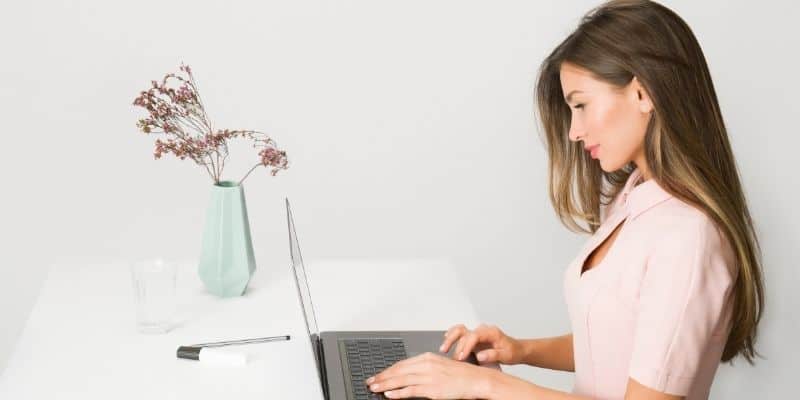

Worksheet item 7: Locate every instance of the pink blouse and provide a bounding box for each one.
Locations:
[563,167,738,399]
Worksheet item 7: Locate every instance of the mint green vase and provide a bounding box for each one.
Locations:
[198,180,256,297]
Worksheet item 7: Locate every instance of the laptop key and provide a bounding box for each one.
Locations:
[343,338,408,400]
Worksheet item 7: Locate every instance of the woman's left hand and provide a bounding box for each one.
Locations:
[364,351,497,399]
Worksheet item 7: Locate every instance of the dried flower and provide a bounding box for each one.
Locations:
[132,63,289,185]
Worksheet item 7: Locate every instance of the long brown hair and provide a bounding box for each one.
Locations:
[534,0,765,365]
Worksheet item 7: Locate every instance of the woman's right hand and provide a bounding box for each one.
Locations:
[439,323,523,365]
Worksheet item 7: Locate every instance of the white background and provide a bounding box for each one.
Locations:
[0,0,797,397]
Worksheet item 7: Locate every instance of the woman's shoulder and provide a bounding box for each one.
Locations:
[643,196,718,236]
[641,198,737,278]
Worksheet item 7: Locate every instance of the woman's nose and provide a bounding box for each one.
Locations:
[568,124,584,142]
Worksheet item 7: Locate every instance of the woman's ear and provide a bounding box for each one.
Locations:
[631,76,654,114]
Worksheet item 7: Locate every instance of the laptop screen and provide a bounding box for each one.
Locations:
[285,198,324,382]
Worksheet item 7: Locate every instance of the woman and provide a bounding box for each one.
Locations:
[365,0,765,399]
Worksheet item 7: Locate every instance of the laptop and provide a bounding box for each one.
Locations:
[285,198,479,400]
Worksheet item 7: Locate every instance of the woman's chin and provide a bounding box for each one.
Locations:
[597,158,624,172]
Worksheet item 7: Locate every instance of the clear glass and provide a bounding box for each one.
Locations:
[130,258,177,334]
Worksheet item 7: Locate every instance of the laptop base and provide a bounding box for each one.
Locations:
[320,330,479,400]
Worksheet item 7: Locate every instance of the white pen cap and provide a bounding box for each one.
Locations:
[177,346,248,367]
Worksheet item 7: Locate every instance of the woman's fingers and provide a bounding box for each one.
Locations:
[367,352,439,386]
[439,324,466,353]
[441,323,503,361]
[383,385,422,399]
[475,348,498,363]
[455,323,494,360]
[455,329,481,360]
[367,373,430,393]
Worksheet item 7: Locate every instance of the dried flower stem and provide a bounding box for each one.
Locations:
[133,63,289,185]
[238,163,261,186]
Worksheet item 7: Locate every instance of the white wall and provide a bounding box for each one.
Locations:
[1,0,797,397]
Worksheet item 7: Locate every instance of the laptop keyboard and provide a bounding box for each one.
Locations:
[343,338,408,400]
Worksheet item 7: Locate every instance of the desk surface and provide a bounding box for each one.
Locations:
[0,258,480,399]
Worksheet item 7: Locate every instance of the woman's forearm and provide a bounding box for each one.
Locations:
[484,369,593,400]
[517,333,574,372]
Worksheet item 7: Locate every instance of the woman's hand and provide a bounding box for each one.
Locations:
[364,351,498,399]
[440,323,523,365]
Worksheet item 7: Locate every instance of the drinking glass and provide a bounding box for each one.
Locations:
[130,258,177,334]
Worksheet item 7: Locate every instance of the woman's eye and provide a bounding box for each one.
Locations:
[574,104,584,109]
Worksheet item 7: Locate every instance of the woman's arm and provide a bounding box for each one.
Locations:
[517,333,574,372]
[369,340,681,399]
[484,369,592,400]
[484,371,683,400]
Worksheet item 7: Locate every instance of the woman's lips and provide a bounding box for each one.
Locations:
[587,145,600,159]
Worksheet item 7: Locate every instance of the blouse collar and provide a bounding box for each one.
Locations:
[621,167,674,220]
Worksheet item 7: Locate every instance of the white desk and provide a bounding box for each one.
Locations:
[0,258,481,399]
